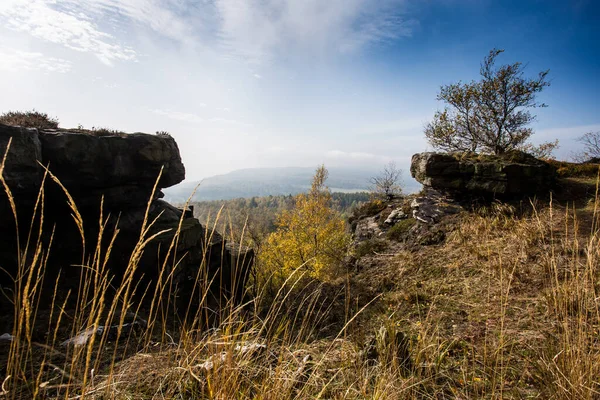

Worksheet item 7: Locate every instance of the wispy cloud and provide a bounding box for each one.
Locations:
[1,0,412,67]
[214,0,412,64]
[326,149,390,162]
[0,45,72,73]
[152,109,204,124]
[0,0,137,66]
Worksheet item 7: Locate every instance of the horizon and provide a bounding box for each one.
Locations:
[1,0,599,182]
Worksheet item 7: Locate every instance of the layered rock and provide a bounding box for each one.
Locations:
[410,151,556,197]
[0,123,252,317]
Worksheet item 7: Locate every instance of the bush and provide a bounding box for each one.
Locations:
[0,110,59,129]
[546,159,600,178]
[90,126,127,137]
[355,200,386,218]
[387,218,416,241]
[354,239,388,258]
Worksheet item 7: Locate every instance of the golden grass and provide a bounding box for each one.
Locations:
[1,137,600,398]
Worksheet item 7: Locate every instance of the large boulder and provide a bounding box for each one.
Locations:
[0,123,252,321]
[39,130,184,188]
[410,151,556,197]
[39,130,185,208]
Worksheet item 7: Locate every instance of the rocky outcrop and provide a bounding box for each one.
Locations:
[354,216,384,241]
[39,130,185,208]
[410,187,463,224]
[0,123,252,318]
[410,151,556,197]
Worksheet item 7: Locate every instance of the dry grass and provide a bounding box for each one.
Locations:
[1,135,600,399]
[0,110,59,130]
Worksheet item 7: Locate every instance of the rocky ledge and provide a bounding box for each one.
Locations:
[0,123,252,317]
[410,151,556,197]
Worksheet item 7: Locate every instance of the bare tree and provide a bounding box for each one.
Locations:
[425,49,557,156]
[576,131,600,162]
[370,162,402,200]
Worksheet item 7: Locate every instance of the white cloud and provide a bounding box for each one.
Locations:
[0,0,137,66]
[0,46,72,73]
[152,109,204,124]
[214,0,412,64]
[326,149,391,162]
[152,109,252,127]
[0,0,412,67]
[253,73,262,79]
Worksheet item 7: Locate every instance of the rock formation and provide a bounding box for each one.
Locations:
[410,151,556,197]
[0,123,253,318]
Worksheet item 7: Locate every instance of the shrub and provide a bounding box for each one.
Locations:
[546,159,600,178]
[355,200,386,219]
[0,109,59,129]
[354,239,388,258]
[156,130,172,138]
[387,218,416,241]
[90,126,127,136]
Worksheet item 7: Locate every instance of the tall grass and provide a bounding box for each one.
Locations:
[1,137,600,398]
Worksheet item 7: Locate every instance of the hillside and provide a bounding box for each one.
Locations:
[1,116,600,398]
[163,166,421,202]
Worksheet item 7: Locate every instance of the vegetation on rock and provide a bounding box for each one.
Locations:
[0,110,59,129]
[387,218,416,241]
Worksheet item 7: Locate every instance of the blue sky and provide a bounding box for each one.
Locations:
[0,0,598,181]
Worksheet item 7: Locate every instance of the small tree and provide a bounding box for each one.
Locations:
[370,162,402,200]
[259,165,351,280]
[425,49,556,156]
[576,131,600,161]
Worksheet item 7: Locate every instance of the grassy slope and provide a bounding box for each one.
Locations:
[1,176,599,399]
[79,177,599,399]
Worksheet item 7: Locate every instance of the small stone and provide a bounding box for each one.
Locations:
[384,208,408,225]
[0,333,13,341]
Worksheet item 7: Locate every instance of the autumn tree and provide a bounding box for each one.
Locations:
[425,49,557,156]
[259,165,351,280]
[369,162,402,200]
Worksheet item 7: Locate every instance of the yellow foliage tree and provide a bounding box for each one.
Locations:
[260,165,351,280]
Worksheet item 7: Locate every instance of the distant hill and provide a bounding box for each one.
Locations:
[163,166,421,203]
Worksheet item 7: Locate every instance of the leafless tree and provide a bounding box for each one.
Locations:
[575,131,600,162]
[425,49,557,156]
[370,162,402,200]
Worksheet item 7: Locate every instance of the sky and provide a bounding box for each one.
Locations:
[0,0,598,182]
